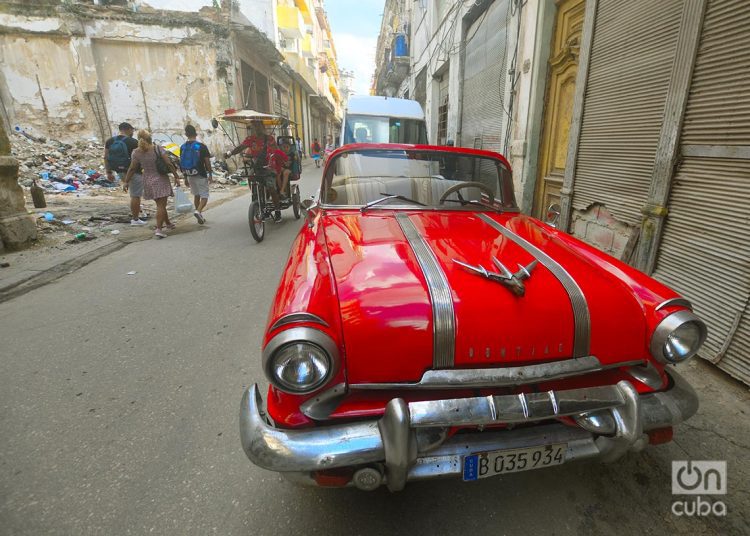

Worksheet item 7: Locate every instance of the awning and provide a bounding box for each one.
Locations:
[215,109,295,126]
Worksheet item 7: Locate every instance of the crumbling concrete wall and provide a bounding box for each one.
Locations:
[0,4,233,155]
[571,203,640,263]
[0,32,94,137]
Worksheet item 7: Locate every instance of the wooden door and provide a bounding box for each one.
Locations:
[533,0,585,217]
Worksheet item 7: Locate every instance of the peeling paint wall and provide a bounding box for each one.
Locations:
[0,34,93,137]
[0,9,232,154]
[92,40,223,132]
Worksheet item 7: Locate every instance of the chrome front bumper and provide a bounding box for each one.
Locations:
[239,369,698,491]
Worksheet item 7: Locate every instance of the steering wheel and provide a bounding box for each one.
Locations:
[438,181,495,205]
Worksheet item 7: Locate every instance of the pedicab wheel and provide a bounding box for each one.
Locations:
[248,201,265,242]
[292,187,301,220]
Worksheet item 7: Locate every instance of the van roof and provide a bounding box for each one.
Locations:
[345,95,424,120]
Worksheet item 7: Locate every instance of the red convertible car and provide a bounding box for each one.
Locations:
[240,143,706,491]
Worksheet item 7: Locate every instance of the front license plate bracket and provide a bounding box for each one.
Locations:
[463,443,566,481]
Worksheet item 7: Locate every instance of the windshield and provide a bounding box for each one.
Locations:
[322,149,516,210]
[343,115,428,145]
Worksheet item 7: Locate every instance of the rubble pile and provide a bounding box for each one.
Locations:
[12,133,236,191]
[6,133,244,250]
[12,135,116,193]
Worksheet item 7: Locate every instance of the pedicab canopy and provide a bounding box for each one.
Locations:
[214,109,295,127]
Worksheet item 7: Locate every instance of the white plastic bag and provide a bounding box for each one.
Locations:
[174,187,192,214]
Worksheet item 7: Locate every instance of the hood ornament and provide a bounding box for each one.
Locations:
[453,257,538,297]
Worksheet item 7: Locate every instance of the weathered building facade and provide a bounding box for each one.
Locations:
[276,0,343,149]
[0,1,240,152]
[372,0,409,98]
[377,0,750,385]
[0,0,343,155]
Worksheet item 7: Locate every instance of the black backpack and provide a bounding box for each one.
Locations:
[107,135,131,172]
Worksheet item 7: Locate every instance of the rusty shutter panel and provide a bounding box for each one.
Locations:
[461,0,510,153]
[652,0,750,384]
[571,0,684,226]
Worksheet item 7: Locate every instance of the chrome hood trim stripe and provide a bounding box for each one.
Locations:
[396,213,456,368]
[477,214,591,357]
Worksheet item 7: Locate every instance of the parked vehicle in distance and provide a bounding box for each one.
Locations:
[341,95,428,146]
[239,143,706,491]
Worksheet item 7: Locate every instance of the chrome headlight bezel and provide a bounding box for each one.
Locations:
[262,327,340,394]
[649,310,707,364]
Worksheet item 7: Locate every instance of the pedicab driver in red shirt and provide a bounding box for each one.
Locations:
[224,120,277,161]
[224,120,284,222]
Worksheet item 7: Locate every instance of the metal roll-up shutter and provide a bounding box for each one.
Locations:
[653,0,750,384]
[461,0,509,153]
[571,0,684,225]
[723,307,750,383]
[653,159,750,365]
[681,1,750,146]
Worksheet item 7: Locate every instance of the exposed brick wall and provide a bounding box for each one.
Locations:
[571,203,639,263]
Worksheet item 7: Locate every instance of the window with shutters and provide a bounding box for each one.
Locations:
[273,85,290,118]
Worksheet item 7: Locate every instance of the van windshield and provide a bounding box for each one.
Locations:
[343,115,428,145]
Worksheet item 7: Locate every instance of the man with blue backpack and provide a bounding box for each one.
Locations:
[105,122,146,226]
[180,124,212,224]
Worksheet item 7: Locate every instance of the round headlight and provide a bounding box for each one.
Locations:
[664,321,703,362]
[262,326,340,394]
[271,342,330,393]
[650,310,707,364]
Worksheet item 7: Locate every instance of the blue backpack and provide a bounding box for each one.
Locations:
[180,141,202,175]
[107,136,131,172]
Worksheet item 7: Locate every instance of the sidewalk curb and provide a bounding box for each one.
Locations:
[0,188,251,304]
[0,240,127,304]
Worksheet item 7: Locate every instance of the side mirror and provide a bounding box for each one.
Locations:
[545,203,561,228]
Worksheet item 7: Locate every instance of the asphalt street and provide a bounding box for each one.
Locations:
[1,162,748,536]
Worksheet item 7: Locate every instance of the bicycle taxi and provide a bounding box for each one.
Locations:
[212,109,302,242]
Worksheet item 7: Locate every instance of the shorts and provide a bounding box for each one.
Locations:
[128,173,144,198]
[187,175,209,199]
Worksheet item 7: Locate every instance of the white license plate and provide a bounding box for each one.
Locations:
[463,443,566,481]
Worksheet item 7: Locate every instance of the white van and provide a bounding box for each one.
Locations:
[341,95,428,146]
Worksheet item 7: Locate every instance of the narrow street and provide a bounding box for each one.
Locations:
[0,161,746,535]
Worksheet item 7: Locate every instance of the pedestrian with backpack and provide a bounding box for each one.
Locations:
[180,124,212,224]
[105,122,145,226]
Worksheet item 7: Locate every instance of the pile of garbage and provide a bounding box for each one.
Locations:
[11,130,239,191]
[12,132,116,194]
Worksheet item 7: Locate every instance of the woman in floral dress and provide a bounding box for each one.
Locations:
[124,130,182,238]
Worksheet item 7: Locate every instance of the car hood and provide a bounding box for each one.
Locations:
[323,210,647,384]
